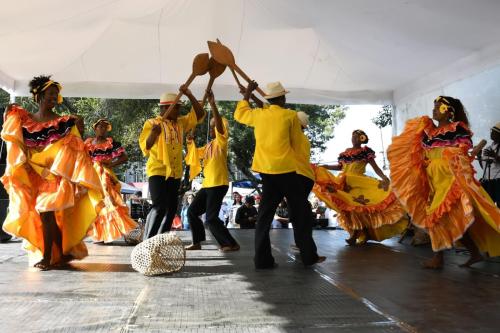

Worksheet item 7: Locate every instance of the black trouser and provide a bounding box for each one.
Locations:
[188,185,238,247]
[143,176,181,240]
[255,172,319,268]
[481,178,500,207]
[293,175,318,255]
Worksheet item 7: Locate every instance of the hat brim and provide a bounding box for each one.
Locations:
[264,90,290,100]
[93,120,112,131]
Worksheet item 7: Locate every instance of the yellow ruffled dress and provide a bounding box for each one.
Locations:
[84,137,137,243]
[388,116,500,254]
[313,147,407,241]
[1,105,103,264]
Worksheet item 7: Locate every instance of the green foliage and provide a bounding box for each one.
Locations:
[0,89,10,109]
[372,105,393,128]
[291,104,346,159]
[5,92,346,185]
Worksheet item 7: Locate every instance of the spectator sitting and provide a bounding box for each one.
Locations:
[254,195,261,210]
[227,192,243,228]
[273,198,289,228]
[235,196,258,229]
[128,191,151,221]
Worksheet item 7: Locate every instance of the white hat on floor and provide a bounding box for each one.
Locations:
[264,82,289,100]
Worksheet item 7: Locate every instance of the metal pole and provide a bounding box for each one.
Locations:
[379,127,387,170]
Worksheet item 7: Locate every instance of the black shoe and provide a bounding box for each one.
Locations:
[304,256,326,266]
[0,232,12,243]
[255,262,278,270]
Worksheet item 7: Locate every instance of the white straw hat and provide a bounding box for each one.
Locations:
[158,92,179,106]
[264,82,290,99]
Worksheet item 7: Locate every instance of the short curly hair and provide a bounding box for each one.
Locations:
[29,75,60,102]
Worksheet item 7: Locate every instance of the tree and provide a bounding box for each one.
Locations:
[371,105,393,169]
[8,93,346,188]
[0,89,10,109]
[372,105,392,128]
[292,103,346,160]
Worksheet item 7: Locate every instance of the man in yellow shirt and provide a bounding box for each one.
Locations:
[234,81,325,268]
[139,86,205,239]
[184,90,240,251]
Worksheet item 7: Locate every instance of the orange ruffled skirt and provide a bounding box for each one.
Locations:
[1,122,103,265]
[90,164,137,243]
[312,165,408,242]
[388,117,500,254]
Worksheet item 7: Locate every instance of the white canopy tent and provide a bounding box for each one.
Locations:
[1,0,500,105]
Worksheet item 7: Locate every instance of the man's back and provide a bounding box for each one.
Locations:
[234,101,301,175]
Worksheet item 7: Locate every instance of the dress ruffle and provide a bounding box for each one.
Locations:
[1,106,103,265]
[338,146,376,163]
[387,116,431,230]
[84,137,114,151]
[388,116,500,253]
[84,137,126,163]
[90,164,137,243]
[312,165,407,241]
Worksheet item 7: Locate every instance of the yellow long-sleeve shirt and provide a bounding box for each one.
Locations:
[295,131,315,181]
[186,118,230,188]
[139,109,198,178]
[234,100,302,174]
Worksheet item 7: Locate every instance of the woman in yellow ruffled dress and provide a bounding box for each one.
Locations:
[1,75,103,270]
[84,119,137,243]
[388,96,500,269]
[313,130,407,245]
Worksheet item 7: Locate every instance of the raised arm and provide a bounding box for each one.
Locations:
[243,81,259,102]
[207,90,224,135]
[180,85,205,121]
[238,83,263,108]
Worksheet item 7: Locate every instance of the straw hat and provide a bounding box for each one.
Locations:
[492,122,500,133]
[93,118,112,131]
[297,111,309,127]
[158,92,179,106]
[264,82,289,100]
